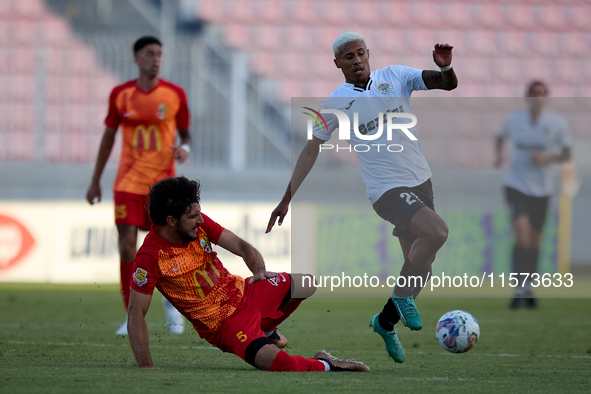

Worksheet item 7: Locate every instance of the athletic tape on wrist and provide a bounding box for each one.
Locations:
[180,144,191,155]
[439,64,452,72]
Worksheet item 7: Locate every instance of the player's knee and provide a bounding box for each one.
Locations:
[430,224,448,247]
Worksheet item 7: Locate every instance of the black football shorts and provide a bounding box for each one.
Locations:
[372,179,435,244]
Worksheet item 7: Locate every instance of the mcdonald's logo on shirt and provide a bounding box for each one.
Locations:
[132,125,162,152]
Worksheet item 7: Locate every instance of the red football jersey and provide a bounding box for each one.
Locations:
[105,79,190,196]
[131,213,246,338]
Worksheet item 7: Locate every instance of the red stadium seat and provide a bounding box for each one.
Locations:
[462,58,490,83]
[465,30,498,56]
[293,0,319,26]
[569,5,591,31]
[254,25,282,51]
[279,80,303,102]
[0,1,10,20]
[288,25,314,51]
[407,29,435,54]
[554,59,580,85]
[224,25,250,49]
[411,3,442,29]
[251,52,277,77]
[536,5,567,31]
[382,2,412,29]
[11,104,34,131]
[446,3,474,30]
[321,1,351,27]
[39,18,76,47]
[68,48,99,76]
[494,58,522,83]
[349,2,380,27]
[500,32,530,57]
[259,0,286,24]
[12,0,47,20]
[226,0,255,24]
[9,48,36,75]
[369,28,407,54]
[13,20,37,46]
[530,32,559,56]
[505,5,535,30]
[9,75,35,103]
[0,21,9,45]
[560,33,588,57]
[198,0,225,24]
[474,4,503,30]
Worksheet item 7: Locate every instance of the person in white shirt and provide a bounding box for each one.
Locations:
[495,81,571,309]
[266,32,457,364]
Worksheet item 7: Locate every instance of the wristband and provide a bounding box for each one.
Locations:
[439,64,453,72]
[180,144,191,155]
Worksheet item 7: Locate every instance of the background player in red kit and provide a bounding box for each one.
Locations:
[86,36,192,335]
[128,176,369,372]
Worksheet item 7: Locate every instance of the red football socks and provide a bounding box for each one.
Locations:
[268,350,325,372]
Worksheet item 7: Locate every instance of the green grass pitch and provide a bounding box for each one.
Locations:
[1,283,590,393]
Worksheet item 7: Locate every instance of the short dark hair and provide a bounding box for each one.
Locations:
[133,36,162,55]
[526,80,549,96]
[148,177,201,226]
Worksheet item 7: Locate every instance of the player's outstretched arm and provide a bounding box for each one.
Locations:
[422,44,457,91]
[128,289,157,369]
[86,127,117,205]
[217,229,277,284]
[266,136,326,233]
[171,128,192,163]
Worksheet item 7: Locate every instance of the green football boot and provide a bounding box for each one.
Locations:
[369,314,405,363]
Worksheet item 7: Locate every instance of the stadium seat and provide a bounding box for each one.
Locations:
[12,0,47,20]
[530,32,559,56]
[473,4,503,30]
[198,0,225,24]
[446,3,474,30]
[253,25,282,51]
[0,1,10,20]
[226,0,255,24]
[251,52,277,77]
[321,1,351,27]
[505,5,535,30]
[369,28,407,54]
[68,48,99,76]
[462,58,490,83]
[382,2,413,29]
[13,20,37,46]
[569,5,591,30]
[465,30,498,56]
[38,18,77,47]
[224,25,250,49]
[288,25,314,51]
[407,29,435,55]
[279,80,303,102]
[10,48,36,75]
[536,5,567,31]
[494,58,522,83]
[500,32,529,57]
[561,33,588,57]
[0,21,9,45]
[348,2,380,27]
[554,59,580,85]
[9,75,35,103]
[411,3,442,29]
[12,104,34,131]
[292,0,319,26]
[259,0,286,24]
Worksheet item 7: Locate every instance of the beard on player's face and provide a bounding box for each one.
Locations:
[175,218,198,242]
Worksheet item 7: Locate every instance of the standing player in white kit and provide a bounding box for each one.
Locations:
[266,32,458,363]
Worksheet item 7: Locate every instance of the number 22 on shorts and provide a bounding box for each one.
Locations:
[236,331,247,342]
[400,192,416,205]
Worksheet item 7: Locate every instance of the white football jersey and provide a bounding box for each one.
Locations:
[312,65,432,203]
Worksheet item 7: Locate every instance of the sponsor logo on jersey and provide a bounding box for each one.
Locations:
[200,237,212,253]
[133,268,148,286]
[157,104,168,120]
[132,125,162,152]
[377,82,392,94]
[0,214,35,272]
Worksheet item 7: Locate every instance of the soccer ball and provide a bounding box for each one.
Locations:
[436,310,480,353]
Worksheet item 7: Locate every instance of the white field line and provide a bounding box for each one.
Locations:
[4,340,219,351]
[3,341,591,359]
